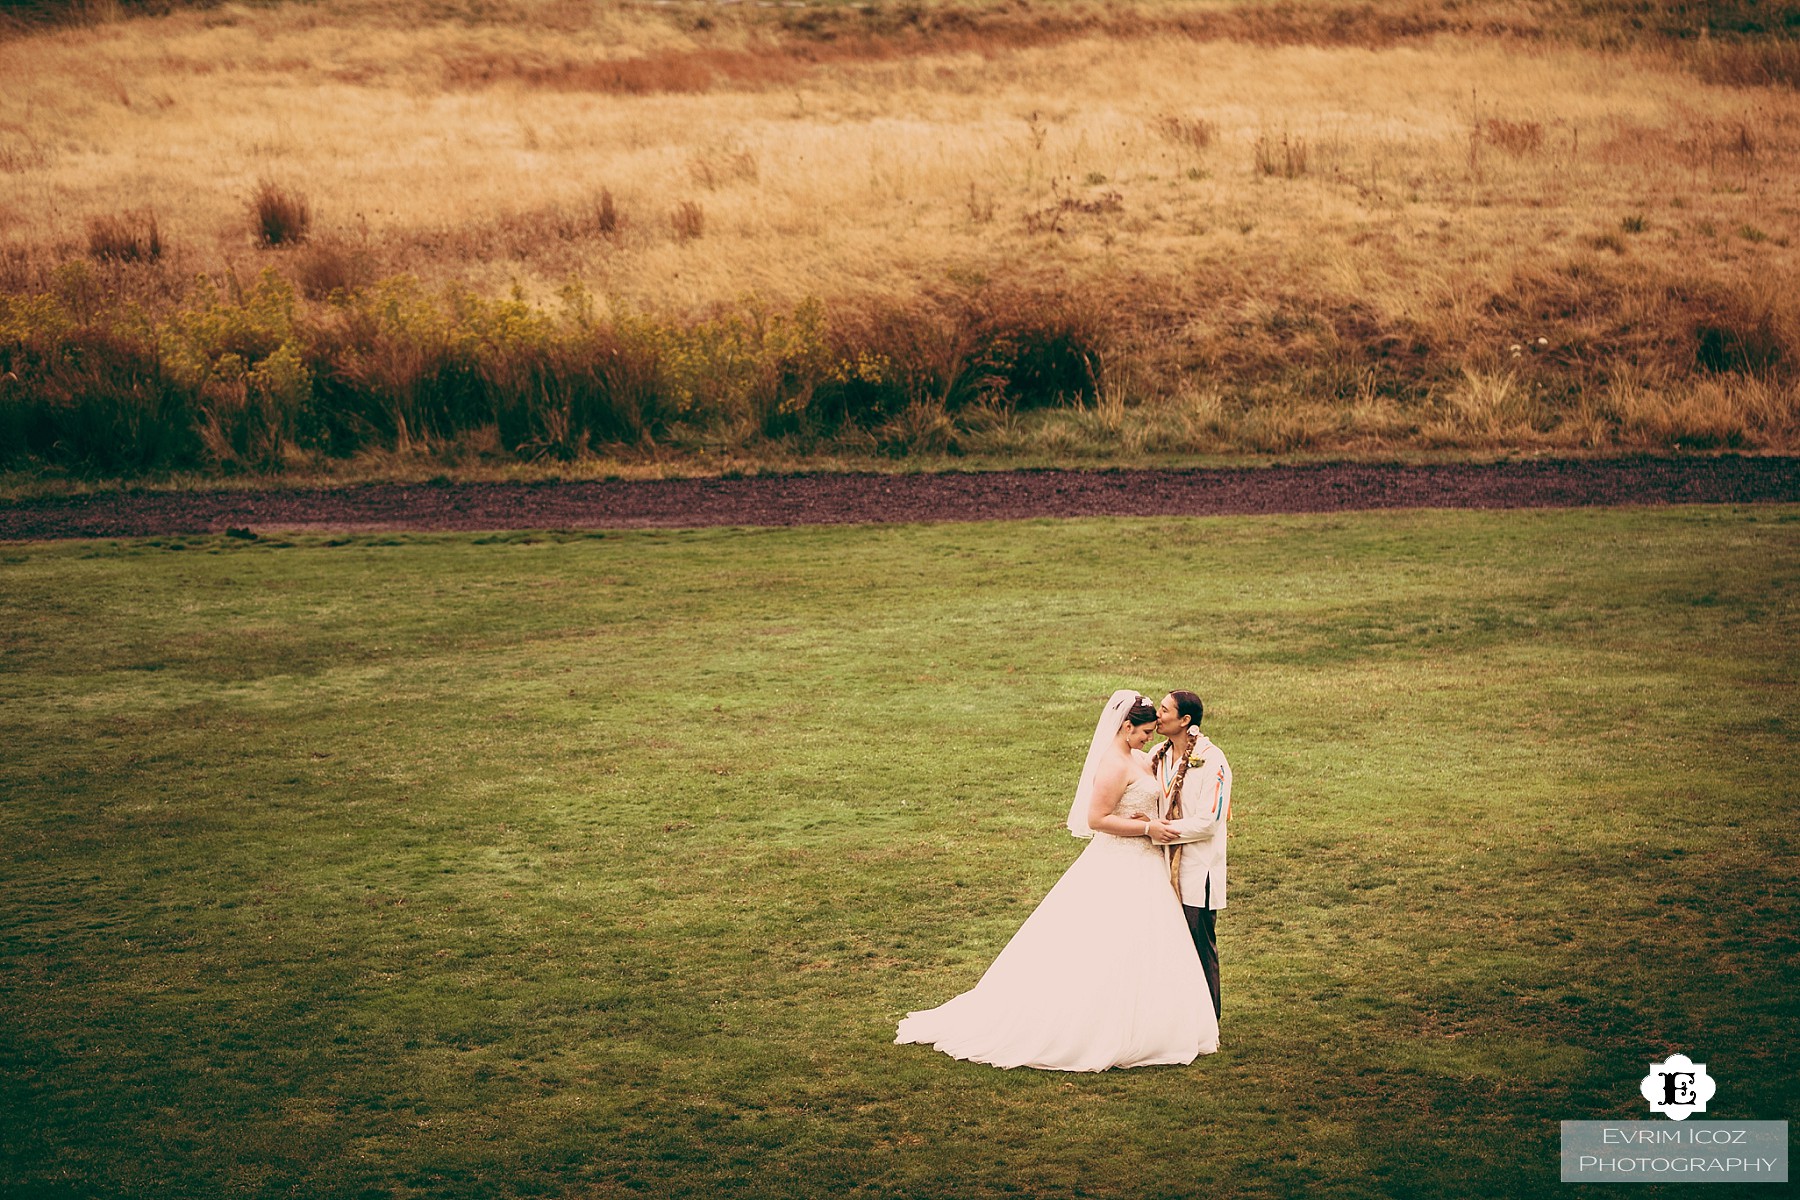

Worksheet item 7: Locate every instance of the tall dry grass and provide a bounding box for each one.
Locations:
[1,0,1798,474]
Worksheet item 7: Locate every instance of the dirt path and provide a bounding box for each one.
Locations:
[3,457,1797,540]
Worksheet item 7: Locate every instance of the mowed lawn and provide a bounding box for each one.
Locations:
[1,507,1795,1199]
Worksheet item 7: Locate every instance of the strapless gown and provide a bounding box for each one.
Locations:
[895,776,1218,1071]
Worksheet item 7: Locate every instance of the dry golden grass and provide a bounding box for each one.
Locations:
[2,0,1798,468]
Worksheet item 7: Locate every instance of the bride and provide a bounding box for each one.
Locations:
[895,690,1219,1070]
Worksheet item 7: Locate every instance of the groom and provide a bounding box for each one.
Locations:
[1144,690,1232,1025]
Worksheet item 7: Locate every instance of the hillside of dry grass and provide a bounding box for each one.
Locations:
[2,0,1798,478]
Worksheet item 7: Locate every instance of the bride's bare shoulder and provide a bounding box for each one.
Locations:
[1089,754,1131,789]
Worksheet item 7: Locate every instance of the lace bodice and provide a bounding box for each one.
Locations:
[1084,775,1165,853]
[1111,775,1163,821]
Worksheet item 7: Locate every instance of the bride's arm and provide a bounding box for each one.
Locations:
[1085,766,1154,839]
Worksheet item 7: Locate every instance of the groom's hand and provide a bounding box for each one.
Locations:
[1146,820,1179,844]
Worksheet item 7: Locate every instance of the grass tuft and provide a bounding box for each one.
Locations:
[251,180,311,248]
[1156,113,1217,152]
[84,209,162,263]
[291,236,374,300]
[1253,129,1308,178]
[1480,117,1543,156]
[670,199,705,243]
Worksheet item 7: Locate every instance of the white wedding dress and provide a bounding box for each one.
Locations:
[895,776,1219,1071]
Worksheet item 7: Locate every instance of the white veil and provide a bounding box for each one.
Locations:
[1066,689,1143,839]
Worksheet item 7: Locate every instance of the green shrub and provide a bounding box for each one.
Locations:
[0,291,196,471]
[160,270,310,469]
[7,244,1795,477]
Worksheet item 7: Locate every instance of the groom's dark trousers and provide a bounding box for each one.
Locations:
[1182,879,1220,1021]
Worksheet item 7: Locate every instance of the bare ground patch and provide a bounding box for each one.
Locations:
[2,457,1796,541]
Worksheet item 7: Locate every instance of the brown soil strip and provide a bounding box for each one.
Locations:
[3,458,1797,541]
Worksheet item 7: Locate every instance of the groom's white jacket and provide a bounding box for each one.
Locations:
[1160,734,1231,910]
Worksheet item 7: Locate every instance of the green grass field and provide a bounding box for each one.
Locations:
[2,507,1796,1198]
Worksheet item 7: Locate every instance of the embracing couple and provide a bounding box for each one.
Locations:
[896,689,1233,1072]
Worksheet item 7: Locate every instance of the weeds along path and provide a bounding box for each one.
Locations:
[3,458,1798,541]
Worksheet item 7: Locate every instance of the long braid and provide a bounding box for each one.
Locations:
[1157,733,1198,901]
